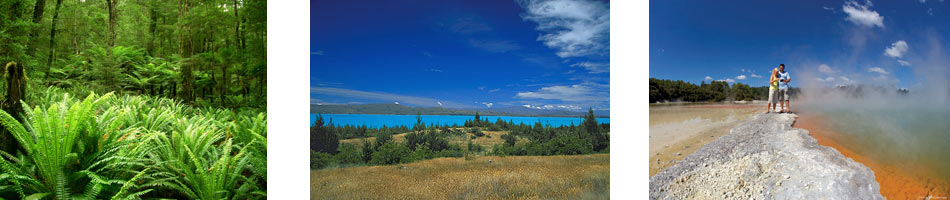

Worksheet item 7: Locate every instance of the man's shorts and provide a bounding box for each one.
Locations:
[778,88,789,101]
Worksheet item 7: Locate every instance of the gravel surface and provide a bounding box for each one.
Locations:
[649,113,882,199]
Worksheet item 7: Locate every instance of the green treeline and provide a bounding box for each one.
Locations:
[310,110,610,170]
[649,78,800,103]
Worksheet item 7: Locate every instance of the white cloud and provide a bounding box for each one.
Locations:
[868,67,889,75]
[519,0,610,58]
[736,75,747,80]
[394,101,400,105]
[488,88,501,93]
[750,73,762,78]
[818,64,837,75]
[482,102,494,108]
[478,86,486,90]
[522,104,582,111]
[928,8,934,16]
[516,82,609,103]
[839,76,852,83]
[897,60,911,66]
[705,76,713,81]
[312,87,465,107]
[427,68,443,72]
[570,62,609,74]
[312,51,325,55]
[437,101,443,106]
[823,6,836,13]
[816,77,836,82]
[842,0,884,28]
[884,40,909,58]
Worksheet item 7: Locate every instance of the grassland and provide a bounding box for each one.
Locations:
[311,154,609,199]
[339,128,528,152]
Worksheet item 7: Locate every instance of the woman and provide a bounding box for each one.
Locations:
[766,66,779,113]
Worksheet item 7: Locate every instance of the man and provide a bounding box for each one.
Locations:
[777,64,791,113]
[766,66,779,113]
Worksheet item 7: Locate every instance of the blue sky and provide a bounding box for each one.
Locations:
[651,0,950,89]
[312,0,610,111]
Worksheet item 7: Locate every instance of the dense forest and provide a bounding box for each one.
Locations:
[311,110,610,170]
[649,78,800,103]
[0,0,267,199]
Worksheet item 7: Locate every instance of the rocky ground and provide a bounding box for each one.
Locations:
[649,113,883,199]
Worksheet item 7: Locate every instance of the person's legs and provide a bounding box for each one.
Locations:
[782,89,790,112]
[779,88,789,112]
[767,88,775,113]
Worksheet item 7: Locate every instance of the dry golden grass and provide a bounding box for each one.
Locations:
[311,154,610,200]
[340,128,518,152]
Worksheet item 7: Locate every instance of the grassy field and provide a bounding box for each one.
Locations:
[311,154,609,199]
[339,128,528,152]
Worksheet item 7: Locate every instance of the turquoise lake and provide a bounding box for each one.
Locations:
[310,114,609,128]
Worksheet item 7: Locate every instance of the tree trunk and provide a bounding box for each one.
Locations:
[106,0,118,48]
[27,0,47,56]
[45,0,64,80]
[147,6,158,56]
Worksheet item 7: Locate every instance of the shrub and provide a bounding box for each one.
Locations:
[369,142,412,165]
[548,134,593,155]
[406,131,450,151]
[403,144,434,163]
[467,141,484,152]
[434,149,464,158]
[335,143,363,164]
[374,132,394,149]
[501,134,517,146]
[311,151,335,170]
[472,128,485,137]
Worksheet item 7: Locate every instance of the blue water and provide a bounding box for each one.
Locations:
[310,114,609,128]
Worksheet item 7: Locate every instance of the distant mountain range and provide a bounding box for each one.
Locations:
[311,104,609,118]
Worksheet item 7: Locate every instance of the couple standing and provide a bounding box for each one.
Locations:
[767,64,791,113]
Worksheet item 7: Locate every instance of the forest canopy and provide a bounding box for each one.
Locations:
[0,0,267,108]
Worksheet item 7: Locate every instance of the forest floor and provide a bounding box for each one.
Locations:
[649,103,761,176]
[310,154,609,200]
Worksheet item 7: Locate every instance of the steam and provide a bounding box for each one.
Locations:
[793,32,950,173]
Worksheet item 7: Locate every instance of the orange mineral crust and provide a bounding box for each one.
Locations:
[794,113,950,200]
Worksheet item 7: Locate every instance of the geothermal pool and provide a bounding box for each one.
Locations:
[797,103,950,198]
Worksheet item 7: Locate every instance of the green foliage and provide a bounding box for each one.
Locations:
[405,130,449,152]
[403,144,433,163]
[0,88,267,199]
[369,142,411,165]
[310,152,334,170]
[334,143,363,165]
[501,134,518,146]
[472,128,485,137]
[467,142,484,152]
[310,114,339,154]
